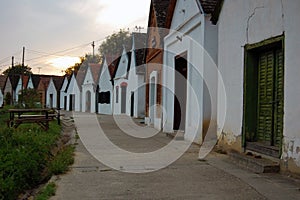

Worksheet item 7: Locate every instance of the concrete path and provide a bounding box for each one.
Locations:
[51,112,300,200]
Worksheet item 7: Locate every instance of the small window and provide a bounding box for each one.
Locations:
[99,91,110,104]
[116,86,119,103]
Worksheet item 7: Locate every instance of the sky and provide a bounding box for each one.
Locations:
[0,0,151,75]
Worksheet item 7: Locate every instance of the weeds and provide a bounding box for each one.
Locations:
[34,182,56,200]
[0,107,74,200]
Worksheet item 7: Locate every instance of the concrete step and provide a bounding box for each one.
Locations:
[228,151,280,173]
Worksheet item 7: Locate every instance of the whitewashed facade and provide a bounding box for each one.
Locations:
[60,76,69,110]
[65,73,81,111]
[46,78,57,108]
[162,0,218,144]
[127,33,146,118]
[217,0,300,174]
[113,47,130,115]
[0,89,3,107]
[81,65,99,113]
[98,58,113,115]
[15,75,22,103]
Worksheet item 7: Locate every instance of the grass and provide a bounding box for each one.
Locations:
[49,145,75,175]
[0,106,75,200]
[34,182,56,200]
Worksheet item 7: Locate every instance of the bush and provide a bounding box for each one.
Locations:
[0,121,62,200]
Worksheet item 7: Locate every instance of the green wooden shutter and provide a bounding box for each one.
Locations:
[273,49,284,147]
[257,51,274,144]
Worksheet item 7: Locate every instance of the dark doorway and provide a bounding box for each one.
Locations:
[121,86,127,114]
[69,94,75,111]
[49,94,53,108]
[64,96,67,110]
[130,92,134,117]
[173,52,188,131]
[86,91,91,112]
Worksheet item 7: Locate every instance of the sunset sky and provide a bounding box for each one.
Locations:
[0,0,150,75]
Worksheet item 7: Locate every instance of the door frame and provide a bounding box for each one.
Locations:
[242,35,284,158]
[173,52,188,131]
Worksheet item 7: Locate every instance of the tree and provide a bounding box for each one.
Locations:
[2,64,32,76]
[64,54,102,76]
[4,92,12,105]
[98,29,132,57]
[22,88,40,108]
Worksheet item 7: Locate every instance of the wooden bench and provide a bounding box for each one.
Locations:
[7,108,62,131]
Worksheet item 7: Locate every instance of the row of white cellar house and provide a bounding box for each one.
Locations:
[1,0,300,175]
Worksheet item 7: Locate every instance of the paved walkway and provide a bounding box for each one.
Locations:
[51,112,300,200]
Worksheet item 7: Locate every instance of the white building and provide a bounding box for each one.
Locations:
[65,72,81,111]
[98,57,114,115]
[81,63,101,113]
[162,0,219,144]
[127,33,147,118]
[60,76,69,110]
[216,0,300,174]
[0,75,7,107]
[113,47,131,115]
[46,76,64,109]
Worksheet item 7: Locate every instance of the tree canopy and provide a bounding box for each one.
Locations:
[64,54,101,76]
[98,29,132,57]
[2,64,32,76]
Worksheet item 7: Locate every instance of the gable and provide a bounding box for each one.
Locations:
[114,49,131,79]
[4,77,12,93]
[99,59,113,91]
[170,0,201,30]
[61,77,69,92]
[66,73,79,93]
[83,66,94,85]
[47,78,56,92]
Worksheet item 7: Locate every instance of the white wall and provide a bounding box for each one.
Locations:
[15,77,22,103]
[65,74,81,112]
[27,77,34,89]
[217,0,300,166]
[98,59,113,115]
[82,67,96,113]
[127,47,145,118]
[0,89,3,107]
[163,0,205,143]
[46,78,57,108]
[60,77,68,110]
[113,48,130,115]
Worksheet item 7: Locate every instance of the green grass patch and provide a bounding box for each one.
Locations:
[34,182,56,200]
[49,145,75,175]
[0,107,75,200]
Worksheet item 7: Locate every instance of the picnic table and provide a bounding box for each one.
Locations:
[7,108,61,130]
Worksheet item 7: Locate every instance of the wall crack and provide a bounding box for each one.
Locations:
[246,5,265,43]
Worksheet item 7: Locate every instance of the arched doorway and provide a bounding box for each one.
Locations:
[85,91,91,112]
[120,82,127,114]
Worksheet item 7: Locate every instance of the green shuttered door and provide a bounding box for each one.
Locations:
[257,49,283,147]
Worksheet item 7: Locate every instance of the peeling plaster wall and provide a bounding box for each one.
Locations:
[218,0,300,171]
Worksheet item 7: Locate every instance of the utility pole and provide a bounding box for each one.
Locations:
[21,46,25,105]
[91,41,95,59]
[22,47,25,68]
[12,56,14,68]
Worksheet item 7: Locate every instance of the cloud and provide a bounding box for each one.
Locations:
[0,0,151,75]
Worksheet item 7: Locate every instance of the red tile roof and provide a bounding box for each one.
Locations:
[0,75,7,91]
[89,63,102,83]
